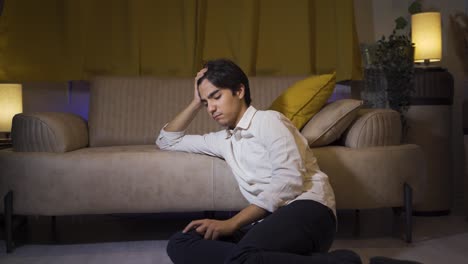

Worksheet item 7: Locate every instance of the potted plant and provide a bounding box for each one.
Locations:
[375,30,415,137]
[362,0,421,140]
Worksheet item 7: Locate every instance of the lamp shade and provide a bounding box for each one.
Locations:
[412,12,442,63]
[0,84,23,132]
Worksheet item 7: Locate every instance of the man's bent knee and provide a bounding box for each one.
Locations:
[166,231,202,264]
[225,246,262,264]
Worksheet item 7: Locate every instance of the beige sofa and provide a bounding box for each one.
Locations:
[0,76,426,251]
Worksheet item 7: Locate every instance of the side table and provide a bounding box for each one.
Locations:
[0,139,14,252]
[0,143,12,150]
[463,100,468,218]
[405,67,454,215]
[0,138,12,150]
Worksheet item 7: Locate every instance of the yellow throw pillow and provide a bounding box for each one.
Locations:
[269,72,336,130]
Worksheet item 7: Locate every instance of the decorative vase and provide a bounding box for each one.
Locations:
[361,67,388,109]
[360,44,388,109]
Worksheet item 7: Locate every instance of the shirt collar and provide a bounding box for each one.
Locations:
[225,106,257,139]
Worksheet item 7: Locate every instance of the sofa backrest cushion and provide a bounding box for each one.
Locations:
[301,99,363,147]
[88,76,304,147]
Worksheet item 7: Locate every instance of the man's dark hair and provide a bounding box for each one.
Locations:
[197,59,251,106]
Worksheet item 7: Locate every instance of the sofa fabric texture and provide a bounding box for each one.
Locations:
[343,108,402,148]
[313,145,425,209]
[0,145,249,215]
[0,76,426,217]
[11,112,88,153]
[88,76,304,147]
[302,99,363,147]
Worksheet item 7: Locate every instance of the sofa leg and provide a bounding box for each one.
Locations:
[4,190,14,253]
[353,209,360,238]
[404,183,413,243]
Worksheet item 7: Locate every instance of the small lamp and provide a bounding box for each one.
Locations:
[412,12,442,66]
[0,83,23,142]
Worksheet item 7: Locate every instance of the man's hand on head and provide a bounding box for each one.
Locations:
[194,68,208,105]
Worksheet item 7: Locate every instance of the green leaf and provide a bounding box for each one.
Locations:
[408,1,422,14]
[395,17,408,30]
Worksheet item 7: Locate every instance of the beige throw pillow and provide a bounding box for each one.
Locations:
[301,99,363,147]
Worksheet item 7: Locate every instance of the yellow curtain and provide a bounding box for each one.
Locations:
[0,0,361,82]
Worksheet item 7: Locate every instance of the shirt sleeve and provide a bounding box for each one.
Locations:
[253,113,306,212]
[155,125,224,158]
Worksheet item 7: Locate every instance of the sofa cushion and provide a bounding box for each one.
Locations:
[342,108,402,148]
[88,76,304,147]
[11,112,88,152]
[301,99,363,147]
[268,73,336,130]
[88,77,207,147]
[0,145,249,215]
[0,144,426,214]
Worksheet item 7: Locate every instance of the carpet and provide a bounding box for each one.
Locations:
[0,240,173,264]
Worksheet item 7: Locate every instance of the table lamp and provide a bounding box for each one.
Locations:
[411,12,442,66]
[0,83,23,143]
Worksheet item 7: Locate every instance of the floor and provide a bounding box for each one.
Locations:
[0,208,467,263]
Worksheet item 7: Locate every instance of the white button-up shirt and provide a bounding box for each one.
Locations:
[156,106,336,215]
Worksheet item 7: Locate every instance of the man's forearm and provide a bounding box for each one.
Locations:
[164,100,203,132]
[229,204,269,230]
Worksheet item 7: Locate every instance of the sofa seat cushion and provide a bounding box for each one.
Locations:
[1,143,426,215]
[0,145,248,215]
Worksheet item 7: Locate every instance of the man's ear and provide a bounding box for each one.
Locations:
[237,84,245,99]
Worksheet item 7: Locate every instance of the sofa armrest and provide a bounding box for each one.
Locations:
[342,108,402,148]
[11,112,88,152]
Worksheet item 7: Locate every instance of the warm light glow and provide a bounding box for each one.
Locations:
[412,12,442,63]
[0,84,23,132]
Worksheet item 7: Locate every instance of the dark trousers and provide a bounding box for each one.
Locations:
[166,200,336,264]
